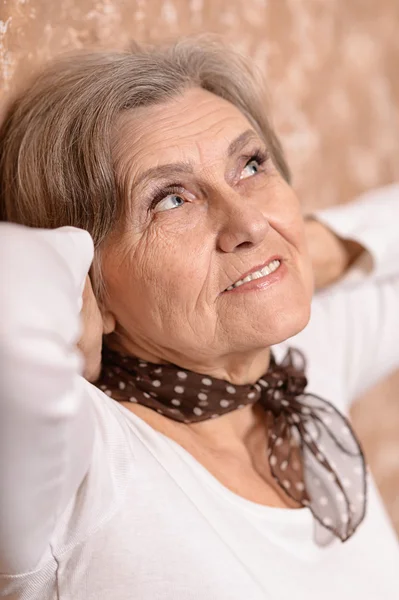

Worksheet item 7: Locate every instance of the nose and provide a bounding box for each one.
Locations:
[215,193,270,253]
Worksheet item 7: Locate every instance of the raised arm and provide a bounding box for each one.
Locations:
[0,224,95,574]
[296,184,399,405]
[313,183,399,285]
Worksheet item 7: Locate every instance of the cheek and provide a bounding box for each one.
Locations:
[269,190,307,252]
[106,227,211,327]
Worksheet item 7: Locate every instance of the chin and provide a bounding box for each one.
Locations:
[255,296,312,350]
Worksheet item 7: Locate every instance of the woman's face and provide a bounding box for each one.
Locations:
[102,88,313,372]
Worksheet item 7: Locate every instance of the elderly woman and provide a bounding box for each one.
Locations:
[0,40,398,599]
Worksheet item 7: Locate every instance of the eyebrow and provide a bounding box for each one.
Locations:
[227,129,259,157]
[132,163,194,189]
[131,128,259,190]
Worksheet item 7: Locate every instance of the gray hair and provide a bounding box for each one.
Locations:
[0,37,290,300]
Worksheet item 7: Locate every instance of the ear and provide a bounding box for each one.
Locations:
[102,309,116,334]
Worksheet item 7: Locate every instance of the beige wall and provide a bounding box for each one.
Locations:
[1,0,399,532]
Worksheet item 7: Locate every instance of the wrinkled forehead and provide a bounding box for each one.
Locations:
[112,87,261,174]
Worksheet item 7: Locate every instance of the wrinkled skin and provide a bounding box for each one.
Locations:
[101,87,314,386]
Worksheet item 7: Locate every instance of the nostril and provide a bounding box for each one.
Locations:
[236,241,253,250]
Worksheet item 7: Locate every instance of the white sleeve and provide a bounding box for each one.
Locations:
[0,224,95,574]
[298,184,399,404]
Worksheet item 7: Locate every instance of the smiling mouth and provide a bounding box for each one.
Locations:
[225,259,281,291]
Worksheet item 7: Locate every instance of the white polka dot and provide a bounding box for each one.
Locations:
[226,385,236,394]
[254,384,261,392]
[139,362,147,367]
[281,399,290,407]
[270,455,277,466]
[275,437,283,447]
[143,392,151,398]
[341,512,349,524]
[323,416,332,426]
[327,472,336,482]
[202,378,212,386]
[353,465,363,475]
[198,392,208,401]
[301,406,311,415]
[193,407,203,416]
[129,396,137,403]
[157,409,163,414]
[259,379,268,388]
[283,480,290,489]
[199,400,208,407]
[320,496,328,506]
[295,481,305,491]
[342,478,351,488]
[322,517,333,527]
[211,414,219,419]
[316,452,324,462]
[304,433,313,443]
[342,425,351,435]
[220,399,230,408]
[105,390,112,396]
[247,391,256,399]
[237,404,246,409]
[154,367,162,374]
[177,371,187,379]
[118,381,125,390]
[100,384,107,390]
[291,414,300,423]
[171,399,181,406]
[174,386,184,394]
[280,460,288,471]
[152,380,161,387]
[336,491,345,503]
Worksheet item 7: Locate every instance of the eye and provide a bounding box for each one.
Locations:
[153,193,185,213]
[240,157,262,180]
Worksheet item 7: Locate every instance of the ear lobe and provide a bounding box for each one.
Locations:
[102,310,116,334]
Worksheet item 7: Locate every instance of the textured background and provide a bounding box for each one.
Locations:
[1,0,399,532]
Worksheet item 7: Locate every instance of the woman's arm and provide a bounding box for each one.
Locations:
[0,224,95,574]
[309,183,399,286]
[298,184,399,404]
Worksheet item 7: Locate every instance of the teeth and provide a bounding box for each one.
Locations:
[227,259,281,290]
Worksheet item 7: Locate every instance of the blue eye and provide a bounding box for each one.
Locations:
[154,194,185,213]
[241,158,261,180]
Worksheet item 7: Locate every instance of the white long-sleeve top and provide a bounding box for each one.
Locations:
[0,185,399,600]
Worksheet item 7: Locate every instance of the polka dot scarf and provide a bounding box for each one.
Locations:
[97,345,367,542]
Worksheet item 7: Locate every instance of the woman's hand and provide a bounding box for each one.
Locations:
[304,218,364,290]
[77,275,104,382]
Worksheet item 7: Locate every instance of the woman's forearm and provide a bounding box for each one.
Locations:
[309,183,399,286]
[0,224,95,575]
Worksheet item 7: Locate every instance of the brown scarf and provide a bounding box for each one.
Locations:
[97,345,366,542]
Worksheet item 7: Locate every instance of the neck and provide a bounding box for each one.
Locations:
[106,330,271,386]
[105,333,272,448]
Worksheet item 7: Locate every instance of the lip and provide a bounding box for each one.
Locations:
[223,256,285,294]
[225,255,282,288]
